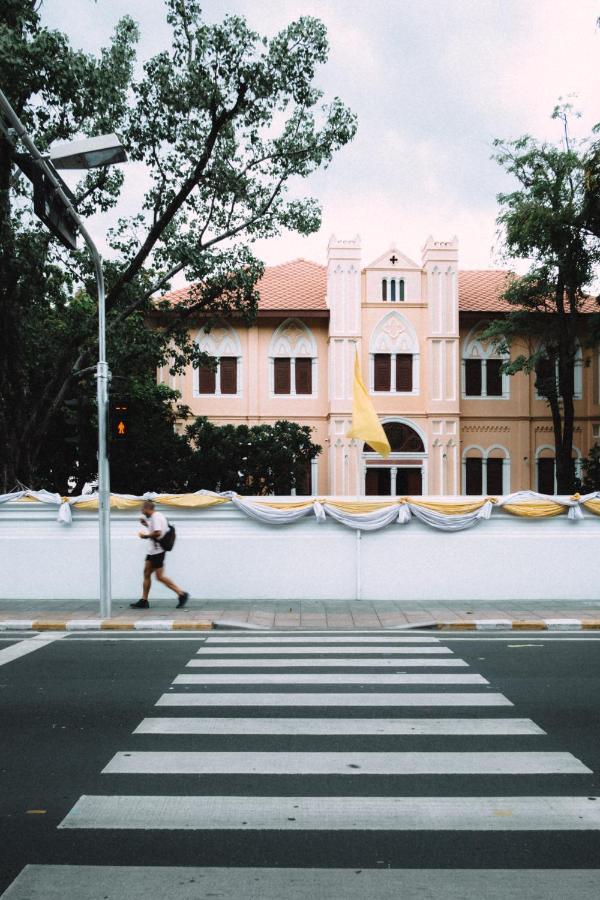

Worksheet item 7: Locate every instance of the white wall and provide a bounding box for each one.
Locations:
[1,499,599,602]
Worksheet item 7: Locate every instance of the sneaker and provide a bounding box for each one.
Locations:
[130,599,149,609]
[176,591,189,609]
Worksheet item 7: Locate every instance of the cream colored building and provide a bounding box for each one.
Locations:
[161,236,600,496]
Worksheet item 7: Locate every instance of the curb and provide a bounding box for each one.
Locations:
[0,618,600,632]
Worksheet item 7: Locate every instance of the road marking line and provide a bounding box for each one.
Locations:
[103,750,589,776]
[186,657,469,668]
[7,866,600,899]
[59,795,600,831]
[196,646,453,655]
[0,632,67,668]
[172,673,488,685]
[134,716,545,736]
[205,636,440,643]
[156,691,512,707]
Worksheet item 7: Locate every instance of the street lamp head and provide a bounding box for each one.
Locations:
[49,133,127,170]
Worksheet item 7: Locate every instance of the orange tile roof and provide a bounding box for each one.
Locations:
[458,270,512,312]
[160,262,598,314]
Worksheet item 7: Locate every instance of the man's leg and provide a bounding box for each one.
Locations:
[142,560,153,600]
[155,567,184,597]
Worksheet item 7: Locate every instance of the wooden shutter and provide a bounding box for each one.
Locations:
[374,354,391,391]
[198,363,216,394]
[536,357,554,395]
[219,357,237,395]
[465,457,483,495]
[396,354,413,392]
[537,458,555,495]
[486,359,503,397]
[465,359,482,396]
[273,357,291,394]
[295,357,312,394]
[486,457,504,495]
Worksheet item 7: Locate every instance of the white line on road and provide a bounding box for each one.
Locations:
[205,636,441,643]
[172,673,488,685]
[186,657,469,668]
[134,717,545,736]
[59,795,600,831]
[156,691,512,707]
[4,866,600,900]
[0,632,67,668]
[103,750,589,776]
[196,646,453,655]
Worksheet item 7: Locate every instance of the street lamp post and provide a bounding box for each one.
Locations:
[0,89,126,619]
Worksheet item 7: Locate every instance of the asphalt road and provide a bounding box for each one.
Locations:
[1,629,600,898]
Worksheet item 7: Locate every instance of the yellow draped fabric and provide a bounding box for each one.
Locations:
[502,501,566,518]
[325,500,399,513]
[346,352,391,458]
[155,494,228,508]
[252,499,315,510]
[409,499,491,516]
[583,499,600,516]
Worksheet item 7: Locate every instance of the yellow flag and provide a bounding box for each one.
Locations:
[346,351,391,458]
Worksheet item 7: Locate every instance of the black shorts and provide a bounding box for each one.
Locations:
[146,552,165,570]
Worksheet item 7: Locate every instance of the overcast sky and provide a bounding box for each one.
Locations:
[42,0,600,273]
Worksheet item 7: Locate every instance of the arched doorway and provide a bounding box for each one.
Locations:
[363,421,427,496]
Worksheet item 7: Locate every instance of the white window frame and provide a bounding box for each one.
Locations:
[369,351,420,396]
[193,324,242,399]
[534,351,583,401]
[462,444,510,495]
[195,355,242,398]
[268,319,318,399]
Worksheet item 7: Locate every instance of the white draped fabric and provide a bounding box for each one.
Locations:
[1,489,599,532]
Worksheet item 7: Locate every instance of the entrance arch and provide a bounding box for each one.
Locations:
[363,420,428,496]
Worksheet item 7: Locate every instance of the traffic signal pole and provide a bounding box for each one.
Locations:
[0,89,112,618]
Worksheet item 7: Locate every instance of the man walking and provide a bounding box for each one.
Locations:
[130,500,189,609]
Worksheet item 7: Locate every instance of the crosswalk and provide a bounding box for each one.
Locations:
[3,630,600,898]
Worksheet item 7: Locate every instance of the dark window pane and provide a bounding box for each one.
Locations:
[396,354,413,392]
[295,357,312,394]
[486,359,503,397]
[274,357,291,394]
[397,467,422,496]
[465,457,483,494]
[365,468,391,496]
[381,280,387,301]
[465,359,482,396]
[374,354,391,391]
[486,457,504,494]
[385,422,424,453]
[399,279,405,301]
[294,458,312,494]
[537,457,555,494]
[536,357,555,396]
[198,364,216,394]
[390,280,396,301]
[219,357,237,394]
[560,363,575,398]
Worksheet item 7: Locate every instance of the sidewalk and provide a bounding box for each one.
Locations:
[1,599,599,630]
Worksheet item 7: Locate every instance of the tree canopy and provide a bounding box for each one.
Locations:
[0,0,356,492]
[482,106,600,492]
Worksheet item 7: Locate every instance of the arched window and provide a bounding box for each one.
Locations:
[390,279,396,302]
[269,319,318,397]
[381,279,387,301]
[534,341,583,401]
[535,444,582,494]
[399,278,405,302]
[366,422,424,453]
[369,312,419,394]
[463,445,510,495]
[363,420,427,496]
[462,323,509,399]
[195,324,242,396]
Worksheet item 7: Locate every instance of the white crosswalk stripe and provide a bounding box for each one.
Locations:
[186,656,469,667]
[156,690,512,706]
[172,672,488,685]
[6,629,597,899]
[60,794,600,831]
[134,717,545,736]
[102,750,589,775]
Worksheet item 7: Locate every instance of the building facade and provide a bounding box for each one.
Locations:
[161,236,600,496]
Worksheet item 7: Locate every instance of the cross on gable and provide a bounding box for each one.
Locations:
[389,254,398,265]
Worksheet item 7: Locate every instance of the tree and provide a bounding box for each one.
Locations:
[185,417,321,494]
[579,443,600,493]
[482,106,600,493]
[0,0,356,491]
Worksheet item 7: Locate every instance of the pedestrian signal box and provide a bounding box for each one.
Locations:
[113,404,129,440]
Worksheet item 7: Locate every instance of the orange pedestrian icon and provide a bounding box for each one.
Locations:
[117,420,126,435]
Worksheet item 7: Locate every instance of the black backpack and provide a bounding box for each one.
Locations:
[158,522,176,552]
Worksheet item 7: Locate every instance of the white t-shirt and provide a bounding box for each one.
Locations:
[144,511,168,555]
